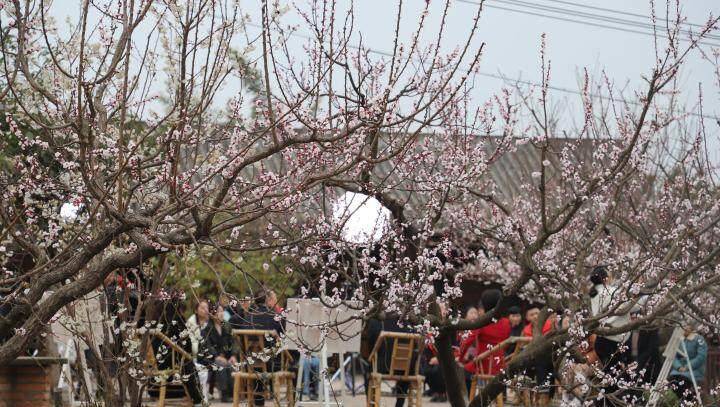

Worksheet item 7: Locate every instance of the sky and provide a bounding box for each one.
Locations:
[45,0,720,121]
[334,0,720,118]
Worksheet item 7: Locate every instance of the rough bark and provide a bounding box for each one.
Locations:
[436,330,467,407]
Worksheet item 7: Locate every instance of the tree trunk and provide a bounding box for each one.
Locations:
[436,330,467,407]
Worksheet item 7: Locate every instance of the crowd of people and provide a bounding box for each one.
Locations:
[152,290,285,406]
[422,269,710,407]
[149,271,710,407]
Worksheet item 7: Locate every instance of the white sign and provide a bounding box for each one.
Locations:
[284,298,362,354]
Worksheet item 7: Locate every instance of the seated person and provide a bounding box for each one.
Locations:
[203,303,236,402]
[421,341,446,402]
[456,306,479,357]
[228,296,252,328]
[422,302,450,402]
[521,308,555,337]
[668,321,707,404]
[233,289,284,406]
[457,289,511,392]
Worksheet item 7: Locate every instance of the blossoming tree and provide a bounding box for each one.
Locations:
[1,0,719,406]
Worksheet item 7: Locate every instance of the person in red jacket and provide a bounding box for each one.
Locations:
[457,289,511,392]
[521,307,555,337]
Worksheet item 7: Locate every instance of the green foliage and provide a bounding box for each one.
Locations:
[165,249,298,306]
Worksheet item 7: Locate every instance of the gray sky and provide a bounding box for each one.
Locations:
[339,0,720,116]
[48,0,720,125]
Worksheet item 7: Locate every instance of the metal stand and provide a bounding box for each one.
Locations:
[648,327,703,406]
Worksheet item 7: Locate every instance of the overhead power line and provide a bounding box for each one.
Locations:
[456,0,720,48]
[537,0,711,30]
[490,0,720,41]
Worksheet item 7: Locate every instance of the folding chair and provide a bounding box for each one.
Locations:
[366,332,424,407]
[231,329,295,407]
[144,330,194,407]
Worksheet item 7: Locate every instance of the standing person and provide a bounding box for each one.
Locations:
[625,308,661,385]
[153,299,205,407]
[186,299,212,399]
[187,299,211,355]
[457,289,511,393]
[589,266,631,366]
[589,266,631,406]
[668,321,707,404]
[204,303,236,402]
[300,355,321,400]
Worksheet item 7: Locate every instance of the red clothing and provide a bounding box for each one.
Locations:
[522,318,554,337]
[458,318,511,375]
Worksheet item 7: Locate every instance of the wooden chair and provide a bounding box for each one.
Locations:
[366,332,425,407]
[468,336,533,407]
[144,329,194,407]
[231,329,295,407]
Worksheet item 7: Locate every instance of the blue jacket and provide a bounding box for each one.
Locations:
[670,334,708,383]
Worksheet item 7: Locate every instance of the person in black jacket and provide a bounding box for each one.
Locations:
[228,296,252,329]
[621,309,661,403]
[203,303,236,402]
[233,290,284,406]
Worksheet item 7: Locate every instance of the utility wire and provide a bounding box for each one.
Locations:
[489,0,720,42]
[244,21,719,122]
[456,0,720,48]
[536,0,711,30]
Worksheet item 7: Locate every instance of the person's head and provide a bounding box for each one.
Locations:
[218,294,230,308]
[589,266,609,297]
[253,288,268,306]
[683,320,699,337]
[195,299,210,320]
[465,306,478,321]
[213,303,225,321]
[266,290,278,308]
[508,306,522,327]
[239,296,251,311]
[479,289,502,314]
[525,307,540,325]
